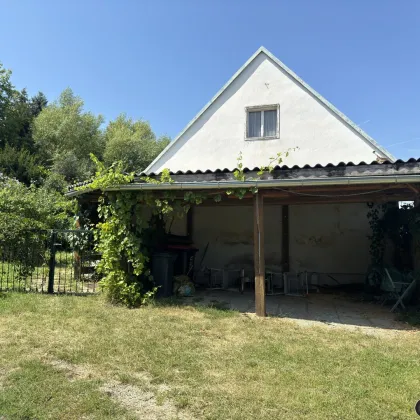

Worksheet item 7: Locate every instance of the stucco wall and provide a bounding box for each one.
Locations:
[187,202,370,286]
[289,203,370,284]
[192,205,283,271]
[148,52,382,173]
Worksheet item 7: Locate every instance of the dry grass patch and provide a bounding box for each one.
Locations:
[101,380,194,420]
[46,359,96,381]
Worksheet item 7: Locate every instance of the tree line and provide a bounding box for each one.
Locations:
[0,60,170,241]
[0,61,169,190]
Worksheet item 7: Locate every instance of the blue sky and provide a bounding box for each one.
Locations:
[1,0,420,159]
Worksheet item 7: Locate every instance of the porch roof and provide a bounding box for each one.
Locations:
[67,158,420,202]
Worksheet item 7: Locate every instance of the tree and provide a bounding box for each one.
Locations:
[1,89,47,150]
[0,63,14,141]
[0,62,48,184]
[104,114,170,172]
[33,88,104,181]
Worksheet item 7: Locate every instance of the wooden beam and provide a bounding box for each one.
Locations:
[406,183,420,206]
[186,206,193,240]
[281,205,290,272]
[262,189,408,199]
[132,183,420,205]
[260,192,415,205]
[288,183,419,193]
[253,193,266,317]
[199,193,414,207]
[406,183,420,195]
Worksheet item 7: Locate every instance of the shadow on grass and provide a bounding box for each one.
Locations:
[151,296,237,318]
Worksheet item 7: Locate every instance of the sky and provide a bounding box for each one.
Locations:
[1,0,420,160]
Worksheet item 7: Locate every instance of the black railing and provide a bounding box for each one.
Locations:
[0,229,101,294]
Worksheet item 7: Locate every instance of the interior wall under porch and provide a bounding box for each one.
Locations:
[168,202,372,287]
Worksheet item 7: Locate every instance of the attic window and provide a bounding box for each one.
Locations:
[245,104,279,140]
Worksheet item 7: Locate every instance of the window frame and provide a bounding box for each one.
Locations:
[245,104,280,140]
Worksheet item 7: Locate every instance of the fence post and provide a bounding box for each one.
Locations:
[48,231,57,294]
[73,219,82,280]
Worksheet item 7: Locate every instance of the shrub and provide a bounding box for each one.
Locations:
[0,175,74,279]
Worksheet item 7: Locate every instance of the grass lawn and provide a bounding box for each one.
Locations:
[0,293,419,419]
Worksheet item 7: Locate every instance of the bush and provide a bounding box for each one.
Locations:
[0,145,46,186]
[0,175,75,279]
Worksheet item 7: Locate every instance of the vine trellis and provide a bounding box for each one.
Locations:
[78,150,295,306]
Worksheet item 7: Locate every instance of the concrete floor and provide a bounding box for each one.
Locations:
[184,289,408,332]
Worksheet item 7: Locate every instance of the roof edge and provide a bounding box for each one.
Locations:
[66,174,420,197]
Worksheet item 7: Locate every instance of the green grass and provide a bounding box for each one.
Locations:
[0,360,131,419]
[0,293,419,419]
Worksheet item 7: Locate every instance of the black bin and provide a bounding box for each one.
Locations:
[152,252,176,298]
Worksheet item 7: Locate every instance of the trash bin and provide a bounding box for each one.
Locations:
[152,252,176,298]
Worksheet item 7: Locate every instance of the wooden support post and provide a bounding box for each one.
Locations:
[281,205,290,272]
[187,206,194,240]
[254,193,266,317]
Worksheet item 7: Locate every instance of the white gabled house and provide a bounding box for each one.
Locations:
[146,46,394,174]
[142,47,407,313]
[70,47,420,316]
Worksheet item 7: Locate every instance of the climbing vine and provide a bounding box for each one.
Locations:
[84,154,134,191]
[79,149,296,307]
[77,155,155,306]
[367,202,386,267]
[257,149,295,176]
[367,201,420,278]
[229,147,297,200]
[95,191,155,306]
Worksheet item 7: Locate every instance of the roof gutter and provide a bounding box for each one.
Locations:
[67,174,420,197]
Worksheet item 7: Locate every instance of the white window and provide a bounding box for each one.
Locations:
[246,105,279,139]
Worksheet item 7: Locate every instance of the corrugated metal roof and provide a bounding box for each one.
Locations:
[67,158,420,192]
[140,158,420,177]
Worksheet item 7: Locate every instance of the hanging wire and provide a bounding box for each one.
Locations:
[273,186,398,198]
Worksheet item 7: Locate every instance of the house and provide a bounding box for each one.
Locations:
[70,47,420,316]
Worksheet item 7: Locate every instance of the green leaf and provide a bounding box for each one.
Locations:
[213,194,222,203]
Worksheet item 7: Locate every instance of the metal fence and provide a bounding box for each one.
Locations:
[0,229,101,294]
